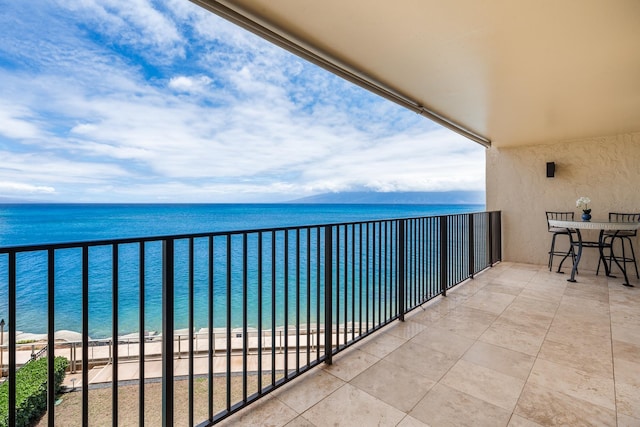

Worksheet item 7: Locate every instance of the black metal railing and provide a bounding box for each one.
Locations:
[0,211,501,426]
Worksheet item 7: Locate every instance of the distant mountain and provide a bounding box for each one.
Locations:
[290,191,485,204]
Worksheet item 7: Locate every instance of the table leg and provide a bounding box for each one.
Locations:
[608,231,634,287]
[598,230,613,277]
[568,229,582,283]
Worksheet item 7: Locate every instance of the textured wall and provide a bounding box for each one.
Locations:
[486,132,640,270]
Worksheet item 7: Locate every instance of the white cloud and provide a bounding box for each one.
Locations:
[0,103,42,139]
[168,75,212,93]
[0,181,56,194]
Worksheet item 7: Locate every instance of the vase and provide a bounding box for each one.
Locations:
[582,212,591,221]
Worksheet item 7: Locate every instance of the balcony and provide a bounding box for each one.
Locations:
[218,262,640,427]
[1,211,500,426]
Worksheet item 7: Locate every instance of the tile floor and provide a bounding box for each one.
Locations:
[218,262,640,426]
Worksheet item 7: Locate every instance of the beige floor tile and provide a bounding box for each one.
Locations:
[356,330,407,358]
[507,414,543,426]
[350,358,436,412]
[497,307,553,334]
[274,369,344,414]
[217,396,298,427]
[617,381,640,419]
[517,288,565,305]
[396,415,431,427]
[481,282,524,296]
[614,357,640,388]
[302,383,405,427]
[321,348,379,382]
[284,416,317,427]
[560,294,610,313]
[546,314,611,340]
[507,296,559,319]
[441,359,525,411]
[410,383,511,427]
[613,339,640,363]
[383,340,459,382]
[617,414,640,427]
[410,324,475,358]
[479,318,546,356]
[514,382,616,427]
[385,319,428,340]
[434,306,498,340]
[611,307,640,328]
[564,283,610,303]
[537,338,613,378]
[463,291,516,315]
[612,323,640,346]
[527,358,616,411]
[462,341,535,381]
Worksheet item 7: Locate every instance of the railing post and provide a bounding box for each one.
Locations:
[398,220,406,321]
[440,216,448,297]
[162,239,174,427]
[496,211,502,263]
[468,213,475,278]
[488,212,494,266]
[324,226,333,365]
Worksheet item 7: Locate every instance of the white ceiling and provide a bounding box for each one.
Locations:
[195,0,640,148]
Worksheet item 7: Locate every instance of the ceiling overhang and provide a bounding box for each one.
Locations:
[190,0,640,148]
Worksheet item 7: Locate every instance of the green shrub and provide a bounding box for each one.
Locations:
[0,356,68,427]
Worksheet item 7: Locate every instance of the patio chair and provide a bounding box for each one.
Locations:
[546,211,576,272]
[597,213,640,279]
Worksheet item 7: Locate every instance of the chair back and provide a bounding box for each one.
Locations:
[546,211,574,232]
[609,212,640,236]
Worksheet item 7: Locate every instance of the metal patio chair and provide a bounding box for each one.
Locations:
[546,211,576,272]
[597,212,640,279]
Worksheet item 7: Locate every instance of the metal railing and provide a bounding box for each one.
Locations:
[0,211,501,426]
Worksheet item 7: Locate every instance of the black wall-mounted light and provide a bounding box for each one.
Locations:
[546,162,555,178]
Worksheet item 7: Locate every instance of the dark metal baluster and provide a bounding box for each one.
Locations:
[324,226,333,365]
[398,221,405,321]
[284,230,289,377]
[47,249,55,426]
[351,224,355,341]
[296,229,300,373]
[258,232,263,393]
[335,227,340,348]
[82,247,89,426]
[139,243,146,427]
[208,236,214,421]
[343,225,347,345]
[365,223,370,332]
[112,244,119,427]
[440,217,448,296]
[306,228,311,367]
[372,223,376,328]
[162,239,175,427]
[8,252,16,427]
[225,236,231,411]
[271,231,276,386]
[242,234,248,402]
[189,238,195,426]
[316,228,321,362]
[377,222,382,325]
[358,224,363,336]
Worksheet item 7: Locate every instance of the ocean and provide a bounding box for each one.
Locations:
[0,203,483,337]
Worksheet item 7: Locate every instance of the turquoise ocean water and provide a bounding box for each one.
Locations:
[0,203,483,337]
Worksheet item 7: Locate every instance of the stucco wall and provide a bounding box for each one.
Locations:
[486,132,640,270]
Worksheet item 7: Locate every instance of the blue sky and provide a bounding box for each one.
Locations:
[0,0,485,203]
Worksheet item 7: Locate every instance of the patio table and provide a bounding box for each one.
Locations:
[548,219,640,287]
